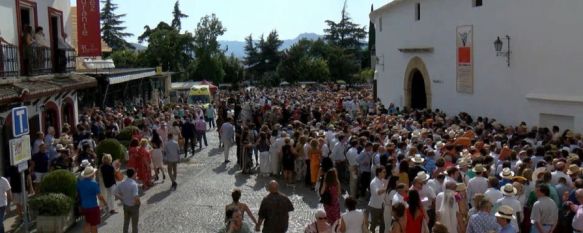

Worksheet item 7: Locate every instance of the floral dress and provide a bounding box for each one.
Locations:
[324,184,340,225]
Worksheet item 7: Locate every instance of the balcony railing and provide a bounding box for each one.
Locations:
[28,45,52,76]
[0,43,19,78]
[63,48,76,73]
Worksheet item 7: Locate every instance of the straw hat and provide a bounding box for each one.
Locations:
[472,164,486,173]
[500,183,517,196]
[495,205,514,220]
[532,167,547,182]
[459,149,471,158]
[80,159,91,168]
[567,164,580,175]
[411,130,421,138]
[415,171,430,182]
[81,166,97,178]
[499,168,515,179]
[411,154,425,164]
[55,144,67,151]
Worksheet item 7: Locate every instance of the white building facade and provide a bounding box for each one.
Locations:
[371,0,583,132]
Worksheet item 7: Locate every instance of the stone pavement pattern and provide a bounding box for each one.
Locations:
[67,131,344,233]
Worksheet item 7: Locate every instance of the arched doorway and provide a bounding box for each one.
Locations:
[410,69,427,109]
[404,57,432,110]
[42,101,60,136]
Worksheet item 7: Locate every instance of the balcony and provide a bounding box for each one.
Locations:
[0,43,19,78]
[63,48,77,73]
[29,45,52,76]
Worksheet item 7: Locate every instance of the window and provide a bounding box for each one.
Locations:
[415,3,421,21]
[379,16,383,32]
[473,0,483,7]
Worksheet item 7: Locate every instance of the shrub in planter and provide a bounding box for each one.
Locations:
[40,170,77,199]
[95,138,126,163]
[30,193,74,216]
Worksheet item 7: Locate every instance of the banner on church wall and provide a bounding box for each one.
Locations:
[456,25,473,94]
[76,0,101,56]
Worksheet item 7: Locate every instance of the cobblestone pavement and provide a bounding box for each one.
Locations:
[67,130,364,233]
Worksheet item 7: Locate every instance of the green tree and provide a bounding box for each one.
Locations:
[138,22,195,80]
[323,0,367,50]
[191,14,227,83]
[100,0,133,50]
[171,0,188,30]
[109,49,139,68]
[256,30,283,76]
[221,54,244,84]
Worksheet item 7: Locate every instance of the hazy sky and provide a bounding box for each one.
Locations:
[71,0,392,43]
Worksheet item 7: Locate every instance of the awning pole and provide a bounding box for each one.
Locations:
[102,82,110,108]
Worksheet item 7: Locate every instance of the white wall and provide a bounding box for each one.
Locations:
[0,0,18,44]
[0,0,71,47]
[373,0,583,132]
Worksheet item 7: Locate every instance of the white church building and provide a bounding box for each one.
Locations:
[370,0,583,132]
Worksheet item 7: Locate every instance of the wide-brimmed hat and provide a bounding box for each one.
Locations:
[495,205,514,220]
[80,159,91,168]
[568,164,580,175]
[415,171,430,182]
[55,144,67,151]
[411,154,425,164]
[472,164,486,173]
[411,130,421,138]
[500,183,517,196]
[459,149,471,158]
[499,168,515,179]
[81,166,97,178]
[532,167,547,181]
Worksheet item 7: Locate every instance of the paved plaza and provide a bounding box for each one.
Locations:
[66,130,354,233]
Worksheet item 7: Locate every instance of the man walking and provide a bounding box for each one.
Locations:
[164,133,180,190]
[0,175,11,233]
[220,117,235,163]
[115,169,140,233]
[77,166,107,233]
[531,184,558,233]
[256,180,294,233]
[181,116,195,157]
[368,167,387,233]
[195,116,208,149]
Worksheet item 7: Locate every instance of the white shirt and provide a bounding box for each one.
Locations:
[467,176,488,203]
[321,144,330,158]
[368,177,386,209]
[416,185,436,210]
[392,192,408,208]
[435,191,459,219]
[331,141,347,162]
[342,210,365,233]
[0,177,11,207]
[484,188,503,205]
[427,179,443,195]
[346,147,359,167]
[495,196,522,232]
[551,171,573,187]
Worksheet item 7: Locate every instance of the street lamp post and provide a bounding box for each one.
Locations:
[494,35,511,67]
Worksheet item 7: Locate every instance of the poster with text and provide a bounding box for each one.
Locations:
[456,25,473,94]
[77,0,101,56]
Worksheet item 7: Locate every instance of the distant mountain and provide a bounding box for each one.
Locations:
[130,43,147,51]
[220,33,322,59]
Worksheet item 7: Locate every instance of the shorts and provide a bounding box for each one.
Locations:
[12,192,25,205]
[34,172,47,183]
[82,207,101,226]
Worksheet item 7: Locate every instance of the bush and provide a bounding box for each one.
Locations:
[40,170,77,199]
[30,193,74,216]
[117,126,140,148]
[95,138,126,163]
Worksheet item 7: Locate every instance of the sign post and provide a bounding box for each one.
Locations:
[10,107,31,233]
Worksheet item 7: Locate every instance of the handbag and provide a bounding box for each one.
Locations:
[114,170,123,182]
[319,190,331,205]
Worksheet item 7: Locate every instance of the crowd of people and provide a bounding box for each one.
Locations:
[4,84,583,233]
[213,85,583,233]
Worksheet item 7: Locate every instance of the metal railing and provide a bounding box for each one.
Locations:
[64,48,76,73]
[29,45,52,76]
[0,43,19,78]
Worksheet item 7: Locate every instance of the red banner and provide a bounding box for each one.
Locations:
[76,0,101,57]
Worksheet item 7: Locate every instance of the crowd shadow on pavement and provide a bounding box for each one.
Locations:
[147,189,172,204]
[212,162,228,173]
[207,148,222,157]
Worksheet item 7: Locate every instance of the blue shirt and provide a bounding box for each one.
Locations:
[500,224,516,233]
[77,178,100,208]
[467,212,501,233]
[424,157,436,174]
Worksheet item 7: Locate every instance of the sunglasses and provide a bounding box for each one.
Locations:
[318,217,327,220]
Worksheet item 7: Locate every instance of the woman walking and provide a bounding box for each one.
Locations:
[308,139,322,187]
[225,189,258,226]
[151,140,165,181]
[320,169,341,225]
[392,203,407,233]
[100,154,117,214]
[138,139,153,189]
[256,132,271,176]
[338,197,367,233]
[304,209,332,233]
[281,138,296,184]
[405,190,426,233]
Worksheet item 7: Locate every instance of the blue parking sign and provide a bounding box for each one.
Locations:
[12,107,29,137]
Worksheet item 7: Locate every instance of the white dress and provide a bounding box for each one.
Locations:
[151,148,164,169]
[341,210,365,233]
[269,136,283,175]
[259,140,271,174]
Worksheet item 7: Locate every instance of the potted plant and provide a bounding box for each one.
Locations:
[95,138,126,164]
[29,193,75,233]
[31,170,78,232]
